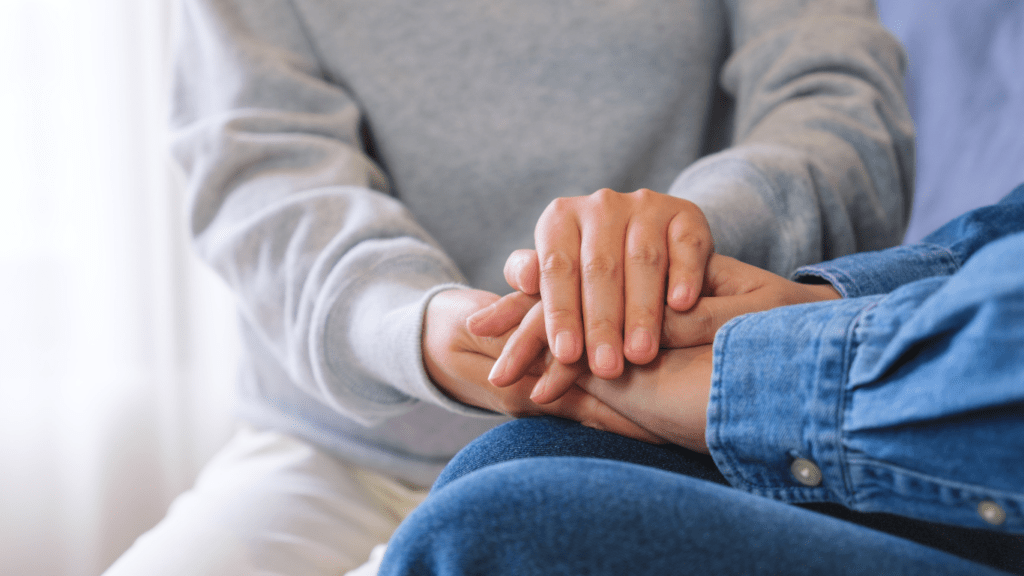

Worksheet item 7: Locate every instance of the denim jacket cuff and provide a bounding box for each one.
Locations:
[791,245,958,298]
[705,296,881,505]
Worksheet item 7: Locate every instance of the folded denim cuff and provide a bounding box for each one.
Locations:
[706,296,881,506]
[791,245,958,298]
[790,185,1024,298]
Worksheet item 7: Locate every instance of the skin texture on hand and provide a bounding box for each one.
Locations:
[531,188,714,379]
[422,288,664,444]
[470,253,840,405]
[659,253,840,348]
[577,345,714,454]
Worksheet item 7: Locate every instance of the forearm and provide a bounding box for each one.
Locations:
[176,0,470,424]
[707,233,1024,533]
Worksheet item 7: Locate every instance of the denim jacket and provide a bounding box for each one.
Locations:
[706,184,1024,535]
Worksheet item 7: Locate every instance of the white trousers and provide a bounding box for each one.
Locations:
[102,426,428,576]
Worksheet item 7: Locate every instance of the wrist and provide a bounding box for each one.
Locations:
[802,282,841,302]
[418,286,505,417]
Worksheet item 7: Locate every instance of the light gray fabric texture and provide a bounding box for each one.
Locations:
[171,0,914,486]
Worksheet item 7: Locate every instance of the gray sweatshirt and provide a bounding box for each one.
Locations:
[172,0,914,486]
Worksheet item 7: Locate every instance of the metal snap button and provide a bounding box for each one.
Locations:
[978,501,1006,526]
[790,458,822,487]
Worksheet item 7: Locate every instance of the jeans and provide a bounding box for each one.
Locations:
[379,417,1021,575]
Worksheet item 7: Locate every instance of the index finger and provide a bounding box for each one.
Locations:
[488,300,548,387]
[665,207,714,312]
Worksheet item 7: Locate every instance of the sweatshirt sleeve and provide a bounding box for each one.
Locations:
[706,228,1024,534]
[172,0,491,425]
[668,0,915,276]
[791,183,1024,297]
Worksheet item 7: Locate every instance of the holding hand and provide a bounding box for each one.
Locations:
[471,253,839,405]
[659,254,840,348]
[577,345,714,454]
[530,188,714,379]
[422,289,663,443]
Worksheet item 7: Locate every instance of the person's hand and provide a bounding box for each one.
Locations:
[470,253,839,404]
[529,188,714,379]
[577,345,714,454]
[423,288,664,443]
[658,253,841,348]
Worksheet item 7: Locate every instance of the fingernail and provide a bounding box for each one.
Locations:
[488,356,507,385]
[554,331,576,362]
[530,379,547,402]
[671,284,689,304]
[516,268,529,292]
[629,328,653,357]
[671,284,695,309]
[466,305,493,331]
[594,343,616,374]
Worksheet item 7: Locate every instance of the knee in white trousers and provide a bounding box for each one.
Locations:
[102,426,428,576]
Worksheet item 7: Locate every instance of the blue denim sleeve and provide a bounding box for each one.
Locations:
[791,183,1024,297]
[706,232,1024,534]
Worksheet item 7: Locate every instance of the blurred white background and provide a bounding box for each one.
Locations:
[0,1,239,574]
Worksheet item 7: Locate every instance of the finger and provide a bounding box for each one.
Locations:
[503,249,541,294]
[579,189,626,379]
[467,291,538,337]
[523,353,550,378]
[622,203,668,365]
[660,291,771,348]
[466,326,510,360]
[535,200,584,365]
[665,207,714,312]
[430,336,521,413]
[528,357,586,405]
[488,301,548,387]
[701,253,768,298]
[551,386,665,444]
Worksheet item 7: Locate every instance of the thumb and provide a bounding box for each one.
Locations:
[661,292,766,347]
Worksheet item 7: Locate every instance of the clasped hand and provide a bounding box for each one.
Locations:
[521,188,714,378]
[422,288,663,443]
[424,188,839,453]
[467,193,839,451]
[422,188,713,445]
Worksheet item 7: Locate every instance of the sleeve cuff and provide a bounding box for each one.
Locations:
[338,282,500,423]
[705,295,882,506]
[791,245,958,298]
[313,241,498,426]
[667,145,832,277]
[399,284,507,419]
